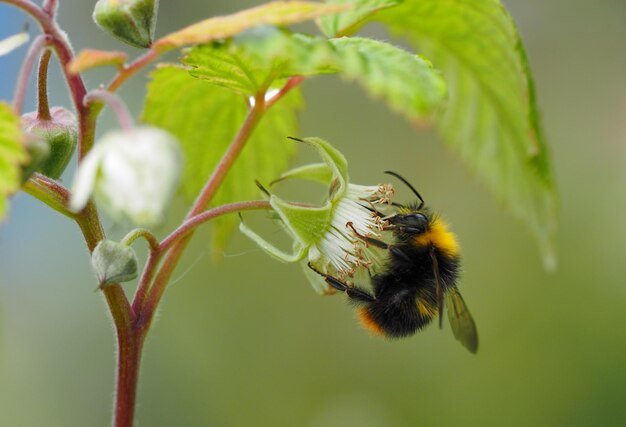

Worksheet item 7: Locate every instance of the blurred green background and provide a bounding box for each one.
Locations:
[1,1,625,426]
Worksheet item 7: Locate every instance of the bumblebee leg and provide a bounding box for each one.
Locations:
[346,222,389,249]
[430,247,444,329]
[389,246,412,263]
[307,262,376,303]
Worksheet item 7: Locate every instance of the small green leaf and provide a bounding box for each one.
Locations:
[379,0,557,265]
[318,0,402,37]
[142,66,301,252]
[330,37,447,121]
[91,240,139,287]
[184,28,340,97]
[154,1,349,50]
[0,102,28,220]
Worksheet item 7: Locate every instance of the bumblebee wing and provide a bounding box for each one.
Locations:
[446,287,479,354]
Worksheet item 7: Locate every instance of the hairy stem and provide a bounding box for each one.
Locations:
[160,200,272,252]
[23,173,75,218]
[85,89,135,131]
[42,0,57,15]
[136,96,267,332]
[13,34,47,114]
[108,48,160,92]
[37,48,52,120]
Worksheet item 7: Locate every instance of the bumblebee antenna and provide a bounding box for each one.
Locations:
[384,171,425,209]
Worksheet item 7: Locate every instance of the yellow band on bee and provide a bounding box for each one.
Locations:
[412,217,460,256]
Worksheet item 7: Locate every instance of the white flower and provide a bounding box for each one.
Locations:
[240,137,394,293]
[70,126,182,226]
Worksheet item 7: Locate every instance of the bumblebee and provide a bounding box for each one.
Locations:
[309,171,478,353]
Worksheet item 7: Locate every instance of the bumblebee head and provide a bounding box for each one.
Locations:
[391,211,429,234]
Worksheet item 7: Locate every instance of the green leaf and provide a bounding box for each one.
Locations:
[184,28,340,97]
[186,32,446,120]
[142,66,301,252]
[378,0,557,266]
[330,37,447,121]
[318,0,402,37]
[0,102,28,220]
[154,1,349,50]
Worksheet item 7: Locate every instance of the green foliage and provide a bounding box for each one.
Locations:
[142,66,301,251]
[185,30,446,121]
[330,37,446,121]
[378,0,557,264]
[184,28,339,97]
[0,102,28,220]
[318,0,402,37]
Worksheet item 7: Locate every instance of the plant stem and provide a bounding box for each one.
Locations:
[121,228,159,250]
[108,48,159,92]
[37,48,52,120]
[115,330,143,427]
[22,173,75,218]
[136,96,267,332]
[13,34,47,114]
[265,76,305,109]
[2,0,94,160]
[189,95,266,218]
[84,89,135,131]
[159,200,271,252]
[42,0,57,16]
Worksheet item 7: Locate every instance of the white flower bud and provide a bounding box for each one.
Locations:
[70,126,182,226]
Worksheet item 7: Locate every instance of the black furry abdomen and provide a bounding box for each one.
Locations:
[366,243,460,338]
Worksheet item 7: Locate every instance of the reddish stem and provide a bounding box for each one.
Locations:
[266,76,305,109]
[160,200,271,252]
[115,331,143,427]
[135,97,267,333]
[84,89,135,131]
[108,48,159,92]
[13,34,47,114]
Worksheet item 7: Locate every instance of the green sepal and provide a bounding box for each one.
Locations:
[271,162,333,186]
[20,137,50,184]
[91,240,139,288]
[270,195,332,247]
[238,220,307,263]
[294,137,348,202]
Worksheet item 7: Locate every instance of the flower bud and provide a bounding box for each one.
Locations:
[70,126,182,227]
[92,239,139,288]
[21,107,78,179]
[20,136,50,183]
[93,0,159,48]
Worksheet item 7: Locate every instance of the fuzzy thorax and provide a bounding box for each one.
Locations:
[413,216,460,257]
